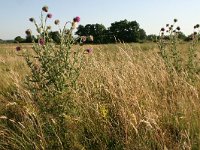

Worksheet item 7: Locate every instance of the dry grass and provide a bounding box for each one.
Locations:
[0,43,200,149]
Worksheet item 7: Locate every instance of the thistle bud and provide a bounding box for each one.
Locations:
[47,26,51,30]
[174,19,178,23]
[194,32,197,35]
[176,26,180,31]
[29,17,35,22]
[25,29,32,35]
[42,6,48,12]
[54,19,60,25]
[161,28,165,32]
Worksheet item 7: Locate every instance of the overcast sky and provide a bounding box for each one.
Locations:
[0,0,200,40]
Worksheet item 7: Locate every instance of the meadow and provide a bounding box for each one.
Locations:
[0,41,200,150]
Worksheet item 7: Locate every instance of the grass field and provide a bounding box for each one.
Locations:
[0,42,200,149]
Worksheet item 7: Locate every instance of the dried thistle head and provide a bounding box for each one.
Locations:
[54,19,60,25]
[42,6,48,12]
[176,26,180,31]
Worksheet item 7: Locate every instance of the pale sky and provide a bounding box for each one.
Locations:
[0,0,199,40]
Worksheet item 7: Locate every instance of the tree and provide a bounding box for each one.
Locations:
[138,29,147,41]
[178,32,187,40]
[0,39,4,43]
[76,19,147,43]
[146,34,158,42]
[76,24,106,44]
[25,35,36,43]
[109,20,145,42]
[49,31,61,44]
[14,36,24,43]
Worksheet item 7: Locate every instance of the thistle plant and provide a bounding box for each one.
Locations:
[187,24,200,81]
[158,19,200,82]
[17,6,86,114]
[158,19,182,73]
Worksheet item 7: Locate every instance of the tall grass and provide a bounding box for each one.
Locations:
[1,42,200,149]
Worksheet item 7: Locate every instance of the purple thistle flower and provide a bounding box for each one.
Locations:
[85,48,93,54]
[73,16,80,23]
[16,46,21,51]
[39,38,45,45]
[47,13,52,19]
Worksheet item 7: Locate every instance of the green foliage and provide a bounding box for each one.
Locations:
[76,20,147,43]
[25,35,36,43]
[14,36,24,43]
[49,31,61,44]
[146,34,158,42]
[76,23,106,44]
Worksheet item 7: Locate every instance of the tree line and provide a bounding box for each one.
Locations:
[11,19,197,44]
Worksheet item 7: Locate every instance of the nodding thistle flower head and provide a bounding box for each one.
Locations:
[195,24,200,28]
[42,6,48,12]
[174,18,178,23]
[25,29,32,35]
[16,46,21,51]
[29,17,35,22]
[54,19,60,25]
[161,28,165,32]
[73,16,80,23]
[176,26,180,31]
[47,13,52,19]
